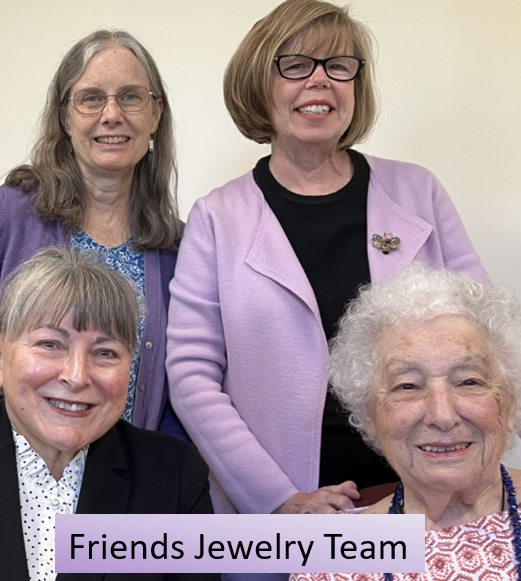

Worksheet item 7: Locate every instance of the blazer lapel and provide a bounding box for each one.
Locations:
[245,195,321,321]
[246,164,432,299]
[366,159,433,283]
[57,425,131,581]
[0,402,30,581]
[74,424,131,515]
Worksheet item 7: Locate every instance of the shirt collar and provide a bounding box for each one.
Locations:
[13,430,88,495]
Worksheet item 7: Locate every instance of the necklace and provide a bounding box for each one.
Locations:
[384,464,520,581]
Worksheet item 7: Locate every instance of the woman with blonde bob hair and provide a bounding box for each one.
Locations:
[1,29,184,438]
[167,0,489,524]
[224,0,377,147]
[293,265,521,581]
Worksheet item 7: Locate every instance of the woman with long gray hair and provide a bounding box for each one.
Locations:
[0,30,183,437]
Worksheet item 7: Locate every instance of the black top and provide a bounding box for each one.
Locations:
[253,150,397,489]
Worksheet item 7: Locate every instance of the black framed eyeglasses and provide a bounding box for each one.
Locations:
[274,54,365,82]
[68,85,158,114]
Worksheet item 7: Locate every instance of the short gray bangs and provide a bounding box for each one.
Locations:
[0,249,142,353]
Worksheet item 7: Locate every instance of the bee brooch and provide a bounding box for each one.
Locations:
[372,232,401,255]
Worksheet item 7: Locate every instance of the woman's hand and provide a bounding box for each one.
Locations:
[276,480,360,514]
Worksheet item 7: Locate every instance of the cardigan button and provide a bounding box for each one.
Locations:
[145,342,153,350]
[139,383,145,392]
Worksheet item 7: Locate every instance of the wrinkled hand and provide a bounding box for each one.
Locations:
[276,480,360,514]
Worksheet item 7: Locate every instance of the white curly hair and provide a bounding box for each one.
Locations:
[328,264,521,454]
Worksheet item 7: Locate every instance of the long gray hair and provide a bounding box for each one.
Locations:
[6,29,180,251]
[329,264,521,453]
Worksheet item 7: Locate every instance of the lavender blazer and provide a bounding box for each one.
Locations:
[0,184,181,434]
[167,153,489,515]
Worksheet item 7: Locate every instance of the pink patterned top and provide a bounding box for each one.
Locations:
[290,509,518,581]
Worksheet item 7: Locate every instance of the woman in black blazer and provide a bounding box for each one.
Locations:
[0,247,218,581]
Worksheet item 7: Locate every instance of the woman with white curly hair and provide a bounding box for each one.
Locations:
[292,264,521,581]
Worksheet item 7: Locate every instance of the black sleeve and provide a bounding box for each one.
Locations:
[169,444,219,580]
[177,442,214,515]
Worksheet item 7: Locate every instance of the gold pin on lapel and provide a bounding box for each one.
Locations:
[372,233,400,255]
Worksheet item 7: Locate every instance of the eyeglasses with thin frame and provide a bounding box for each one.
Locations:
[68,85,158,114]
[274,54,365,82]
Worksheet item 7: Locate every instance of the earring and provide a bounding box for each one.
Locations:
[149,136,154,153]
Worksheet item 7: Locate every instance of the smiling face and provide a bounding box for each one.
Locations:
[0,311,132,465]
[368,315,515,494]
[63,45,162,183]
[270,40,355,155]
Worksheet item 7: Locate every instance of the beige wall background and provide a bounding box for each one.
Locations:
[1,1,521,458]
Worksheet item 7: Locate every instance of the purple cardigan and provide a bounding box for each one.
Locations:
[167,153,490,516]
[0,184,182,435]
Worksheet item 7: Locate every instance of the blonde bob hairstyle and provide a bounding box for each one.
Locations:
[0,247,143,353]
[224,0,378,148]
